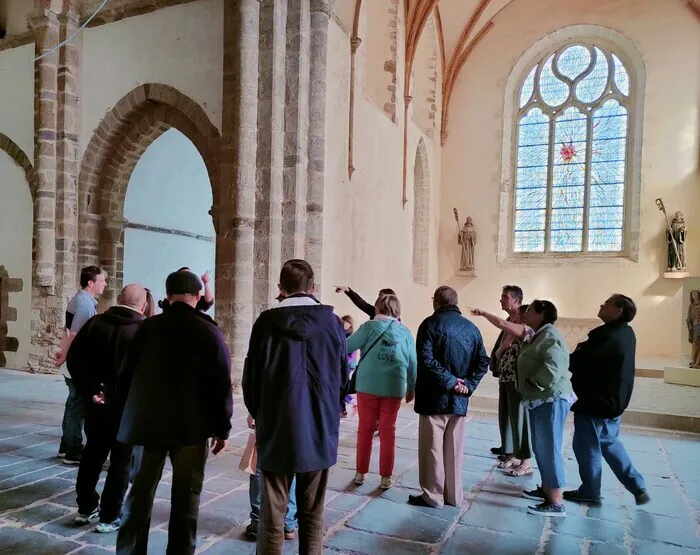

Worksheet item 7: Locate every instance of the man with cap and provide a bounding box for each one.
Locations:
[116,270,233,555]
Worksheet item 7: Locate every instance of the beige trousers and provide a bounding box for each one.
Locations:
[418,414,467,508]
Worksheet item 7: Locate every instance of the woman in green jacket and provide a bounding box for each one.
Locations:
[347,294,417,490]
[473,300,573,518]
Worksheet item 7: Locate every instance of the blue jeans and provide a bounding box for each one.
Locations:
[572,413,646,498]
[250,465,297,531]
[528,399,570,489]
[60,378,85,456]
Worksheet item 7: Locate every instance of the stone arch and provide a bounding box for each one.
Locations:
[412,138,430,285]
[77,84,222,305]
[0,133,35,198]
[410,13,439,138]
[497,25,646,264]
[359,0,401,122]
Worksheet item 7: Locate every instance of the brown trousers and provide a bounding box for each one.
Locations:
[258,469,328,555]
[418,414,466,508]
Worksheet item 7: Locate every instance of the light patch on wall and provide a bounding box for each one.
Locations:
[123,129,215,314]
[0,153,32,369]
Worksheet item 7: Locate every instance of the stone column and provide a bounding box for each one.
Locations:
[55,9,81,303]
[29,9,59,289]
[282,0,310,262]
[306,0,331,290]
[219,0,261,384]
[253,0,287,315]
[99,215,126,311]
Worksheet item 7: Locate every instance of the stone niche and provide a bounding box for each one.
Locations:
[0,265,23,367]
[664,277,700,387]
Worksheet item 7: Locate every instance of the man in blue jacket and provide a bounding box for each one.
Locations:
[243,259,348,555]
[409,286,489,508]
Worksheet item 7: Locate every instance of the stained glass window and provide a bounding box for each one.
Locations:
[513,43,631,254]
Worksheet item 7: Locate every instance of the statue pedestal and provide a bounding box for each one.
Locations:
[664,364,700,387]
[664,271,690,279]
[456,270,476,278]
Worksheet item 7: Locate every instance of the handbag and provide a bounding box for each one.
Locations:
[347,321,395,395]
[238,433,258,474]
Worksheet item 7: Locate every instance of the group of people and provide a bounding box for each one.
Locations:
[53,259,651,555]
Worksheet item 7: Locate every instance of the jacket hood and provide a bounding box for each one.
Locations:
[265,303,341,341]
[102,306,146,326]
[363,318,410,345]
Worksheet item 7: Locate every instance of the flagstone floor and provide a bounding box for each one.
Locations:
[0,369,699,554]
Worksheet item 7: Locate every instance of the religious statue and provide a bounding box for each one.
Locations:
[688,290,700,369]
[454,208,476,275]
[656,199,687,272]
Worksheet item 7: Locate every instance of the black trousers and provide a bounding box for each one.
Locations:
[116,441,208,555]
[76,404,133,523]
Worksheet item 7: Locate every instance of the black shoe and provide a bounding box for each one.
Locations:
[563,489,601,504]
[63,454,82,465]
[635,489,651,505]
[408,494,435,508]
[497,454,514,462]
[522,485,547,501]
[490,446,504,455]
[245,522,258,540]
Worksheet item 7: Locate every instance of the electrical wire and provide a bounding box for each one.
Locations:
[34,0,109,62]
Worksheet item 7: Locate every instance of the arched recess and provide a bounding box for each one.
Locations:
[0,134,34,369]
[412,138,430,285]
[359,0,401,122]
[410,12,440,138]
[77,84,221,306]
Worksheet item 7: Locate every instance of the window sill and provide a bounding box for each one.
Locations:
[498,251,638,267]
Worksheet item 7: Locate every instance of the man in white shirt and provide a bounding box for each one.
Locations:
[55,265,107,464]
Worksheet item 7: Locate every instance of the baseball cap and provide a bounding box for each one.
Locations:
[166,271,202,296]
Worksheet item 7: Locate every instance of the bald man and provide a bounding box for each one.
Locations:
[67,284,148,533]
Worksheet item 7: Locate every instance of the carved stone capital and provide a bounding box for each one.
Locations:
[350,37,362,53]
[101,215,127,243]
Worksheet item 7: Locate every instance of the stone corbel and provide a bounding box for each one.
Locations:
[209,204,220,236]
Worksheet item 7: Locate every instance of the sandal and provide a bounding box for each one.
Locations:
[497,456,519,469]
[505,465,534,477]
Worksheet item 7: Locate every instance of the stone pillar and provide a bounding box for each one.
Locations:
[29,9,59,288]
[99,215,126,311]
[55,9,81,303]
[219,0,261,384]
[282,0,310,262]
[253,0,287,315]
[306,0,331,290]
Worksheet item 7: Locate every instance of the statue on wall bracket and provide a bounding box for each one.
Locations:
[656,198,689,278]
[454,208,476,277]
[688,290,700,369]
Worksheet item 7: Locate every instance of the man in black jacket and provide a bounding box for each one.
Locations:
[245,260,347,555]
[67,284,148,531]
[116,270,233,555]
[564,294,649,506]
[409,286,489,509]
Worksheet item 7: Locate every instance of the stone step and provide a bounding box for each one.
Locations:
[467,392,700,434]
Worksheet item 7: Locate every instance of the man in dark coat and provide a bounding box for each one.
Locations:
[244,259,347,555]
[116,271,233,555]
[67,284,147,531]
[564,294,649,506]
[409,286,489,508]
[489,285,523,458]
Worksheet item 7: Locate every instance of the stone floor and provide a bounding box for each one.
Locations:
[1,370,700,554]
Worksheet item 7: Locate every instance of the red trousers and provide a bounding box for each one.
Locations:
[356,392,402,477]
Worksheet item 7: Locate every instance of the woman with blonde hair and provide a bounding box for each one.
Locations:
[347,294,416,489]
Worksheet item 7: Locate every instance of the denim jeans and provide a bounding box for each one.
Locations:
[116,442,208,555]
[60,378,85,456]
[528,398,570,489]
[250,464,297,531]
[572,412,646,498]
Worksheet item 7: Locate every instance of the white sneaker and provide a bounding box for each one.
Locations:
[380,476,393,490]
[74,509,99,525]
[95,519,120,533]
[354,472,364,485]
